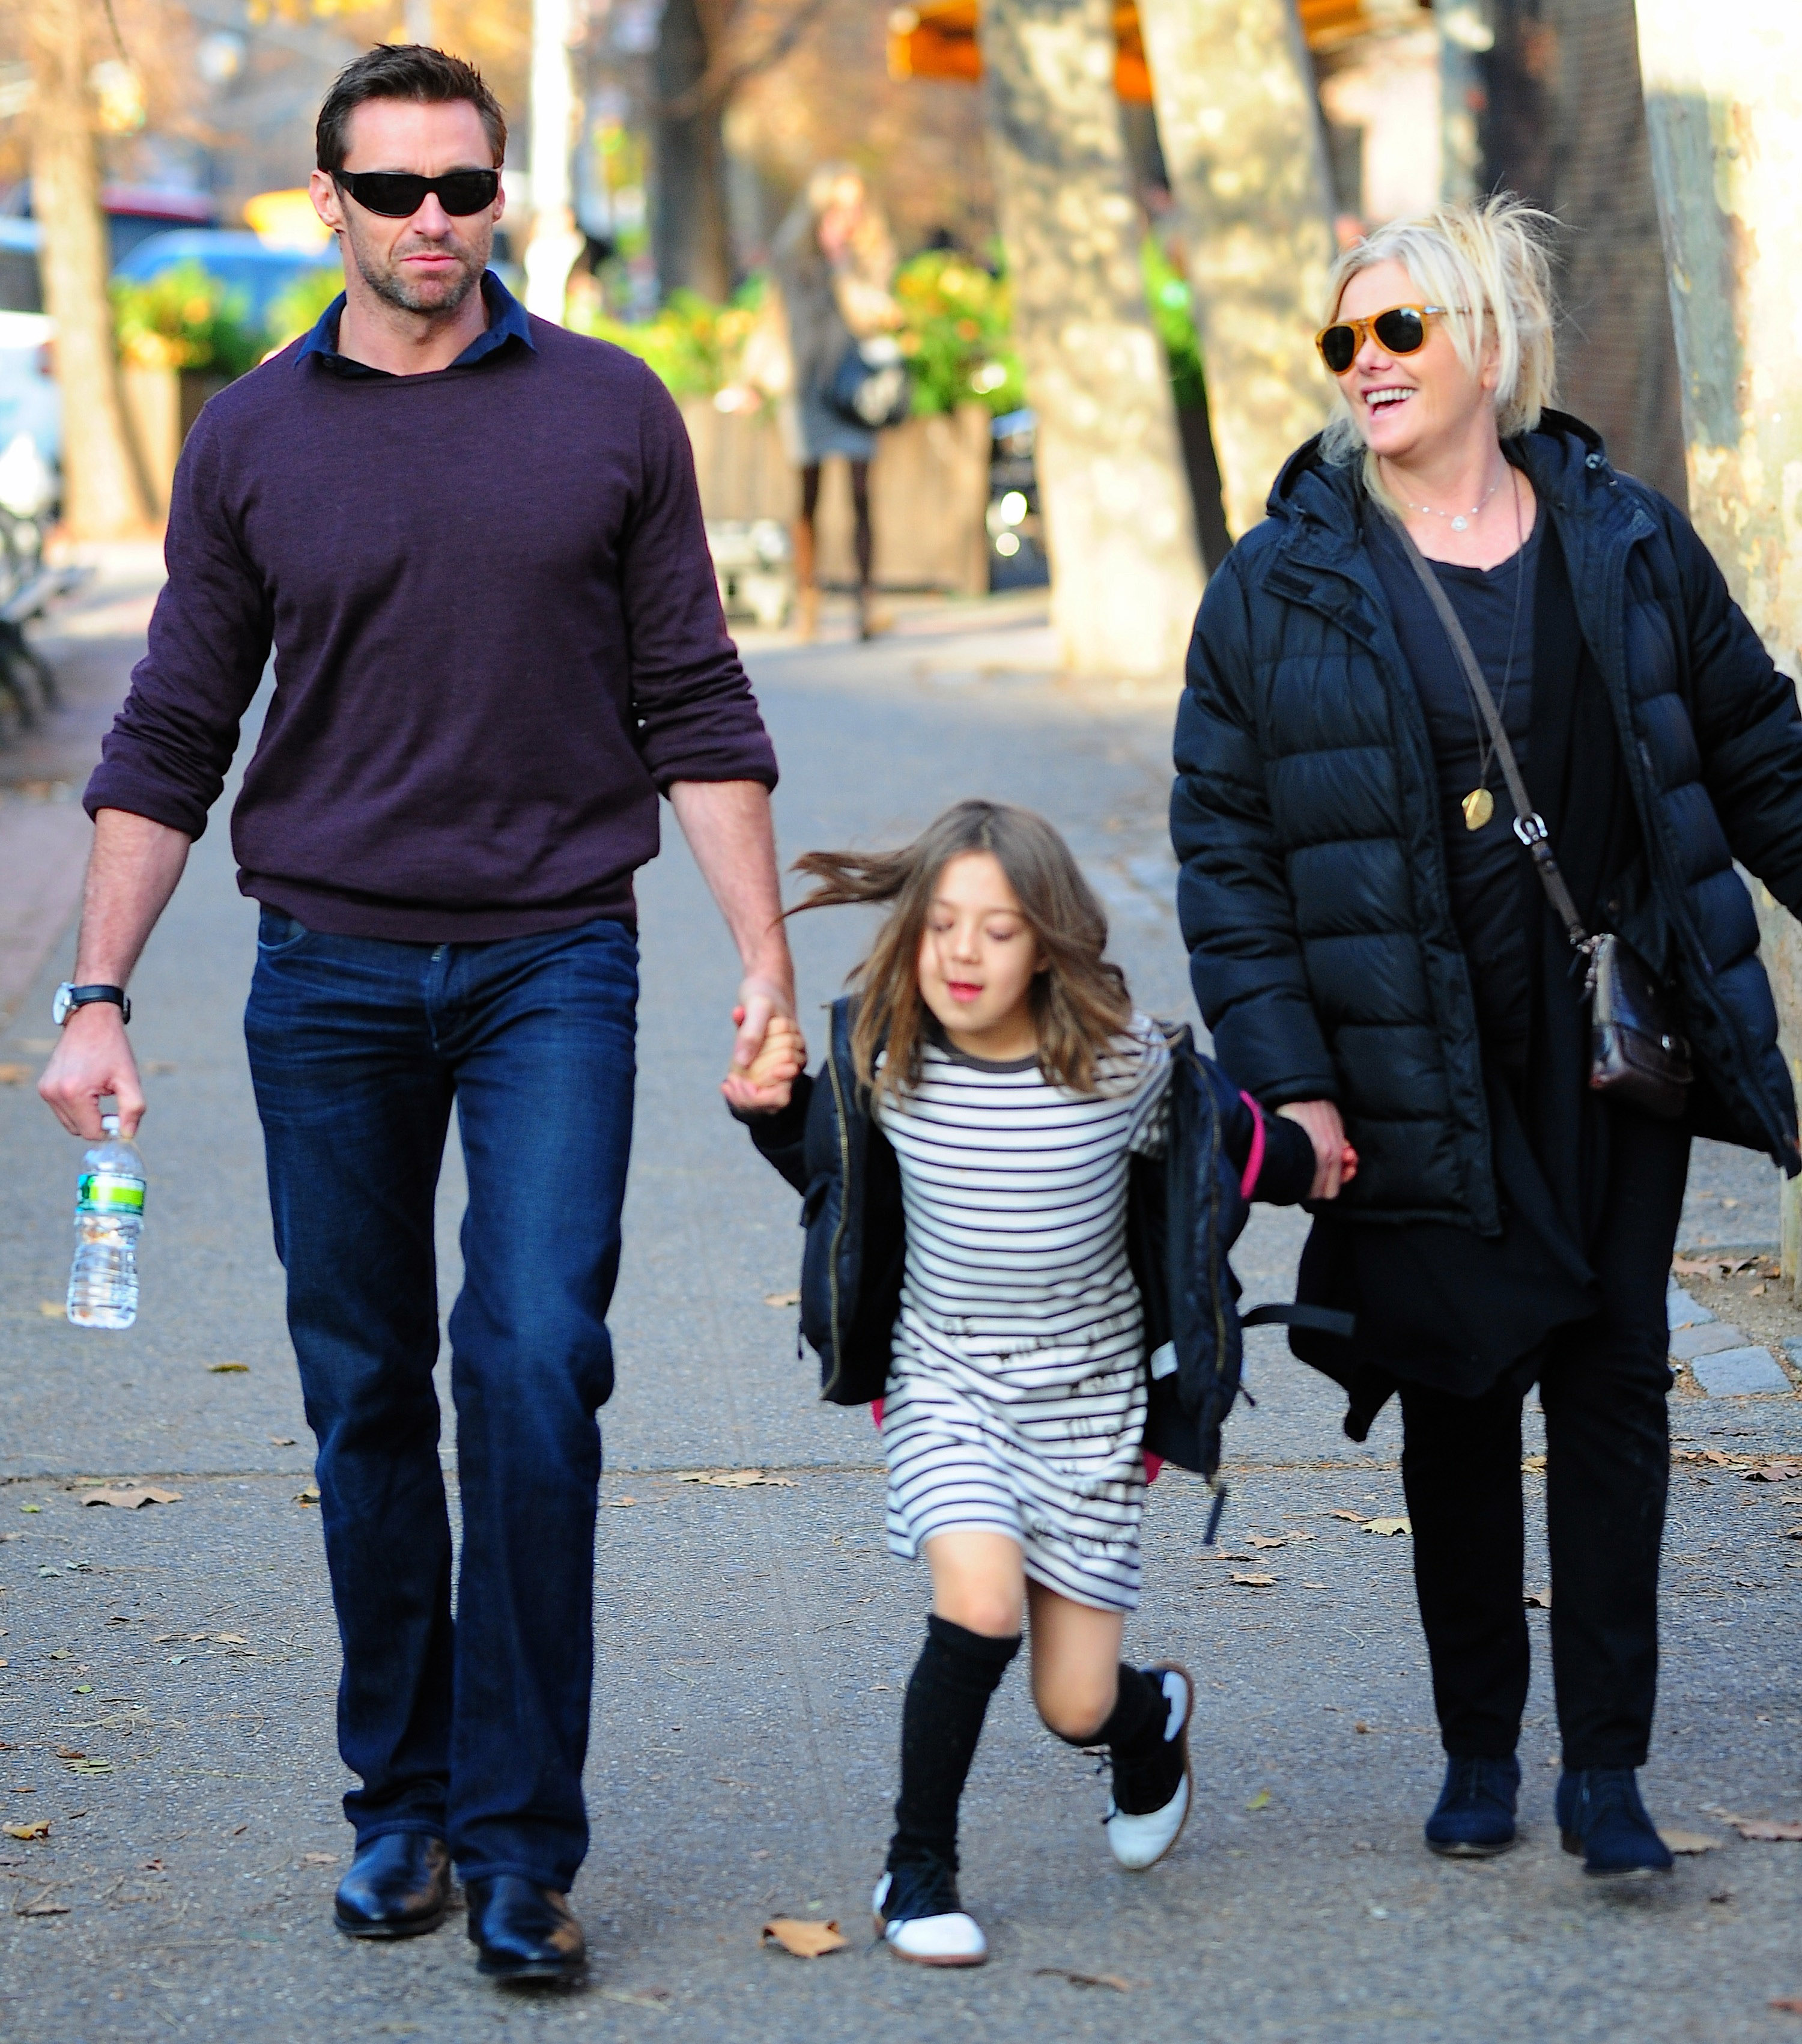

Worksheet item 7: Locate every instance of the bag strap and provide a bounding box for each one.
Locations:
[1371,498,1592,954]
[1241,1302,1356,1340]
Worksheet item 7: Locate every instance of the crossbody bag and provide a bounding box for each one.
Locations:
[1376,500,1693,1120]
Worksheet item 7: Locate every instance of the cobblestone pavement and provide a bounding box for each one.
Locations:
[2,600,1800,2042]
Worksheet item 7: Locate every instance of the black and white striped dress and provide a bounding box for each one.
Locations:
[875,1017,1173,1612]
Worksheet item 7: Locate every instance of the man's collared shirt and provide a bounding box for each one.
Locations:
[296,269,535,378]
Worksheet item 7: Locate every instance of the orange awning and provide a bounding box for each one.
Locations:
[888,0,1422,95]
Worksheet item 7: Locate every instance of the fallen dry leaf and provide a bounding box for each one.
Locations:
[213,1634,247,1646]
[596,1988,672,2014]
[1744,1463,1802,1485]
[1354,1720,1372,1734]
[207,1362,249,1375]
[1230,1571,1277,1587]
[300,1851,338,1866]
[1773,1997,1802,2015]
[1720,1813,1802,1842]
[1245,1534,1286,1550]
[1362,1516,1412,1537]
[1659,1829,1723,1855]
[760,1917,848,1958]
[677,1470,796,1489]
[1521,1454,1547,1473]
[268,1437,297,1447]
[294,1485,320,1506]
[2,1820,49,1841]
[1033,1968,1130,1992]
[1246,1789,1271,1811]
[0,1063,30,1084]
[13,1891,69,1916]
[63,1758,111,1777]
[1327,1509,1366,1522]
[1524,1587,1552,1610]
[763,1291,801,1309]
[1672,1256,1722,1277]
[82,1488,181,1509]
[37,1303,63,1317]
[606,1497,637,1509]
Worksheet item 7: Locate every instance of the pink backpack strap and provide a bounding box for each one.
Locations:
[1238,1090,1266,1200]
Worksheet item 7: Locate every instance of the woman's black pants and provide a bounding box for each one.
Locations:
[1397,1112,1690,1771]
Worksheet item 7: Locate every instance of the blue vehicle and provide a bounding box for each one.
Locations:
[112,228,338,330]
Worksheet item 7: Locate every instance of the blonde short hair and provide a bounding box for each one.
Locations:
[1320,193,1559,475]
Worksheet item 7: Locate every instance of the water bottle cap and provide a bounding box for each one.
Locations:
[100,1115,119,1136]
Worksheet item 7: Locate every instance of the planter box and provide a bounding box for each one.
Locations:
[121,367,232,518]
[680,398,991,597]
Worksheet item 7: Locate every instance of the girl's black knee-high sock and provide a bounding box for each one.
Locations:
[1054,1662,1183,1815]
[888,1614,1021,1875]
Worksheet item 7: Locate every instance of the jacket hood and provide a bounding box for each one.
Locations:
[1263,409,1615,534]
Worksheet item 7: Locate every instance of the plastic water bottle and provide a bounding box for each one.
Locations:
[66,1115,145,1330]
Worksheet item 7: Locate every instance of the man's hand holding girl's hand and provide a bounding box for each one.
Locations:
[1278,1098,1359,1200]
[722,1006,807,1113]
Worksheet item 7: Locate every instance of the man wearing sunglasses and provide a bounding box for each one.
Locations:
[40,43,795,1986]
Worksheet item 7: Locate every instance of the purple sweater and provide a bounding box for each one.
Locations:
[86,299,777,941]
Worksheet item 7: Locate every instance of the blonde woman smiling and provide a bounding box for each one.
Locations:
[1173,195,1802,1878]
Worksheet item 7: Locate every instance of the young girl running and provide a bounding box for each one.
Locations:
[732,800,1324,1966]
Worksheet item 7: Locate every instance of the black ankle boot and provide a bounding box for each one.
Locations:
[1556,1767,1673,1879]
[466,1876,586,1982]
[333,1832,450,1938]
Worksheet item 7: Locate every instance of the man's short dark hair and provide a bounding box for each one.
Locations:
[317,45,508,174]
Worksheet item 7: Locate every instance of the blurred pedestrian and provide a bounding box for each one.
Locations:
[768,166,902,642]
[1171,195,1802,1879]
[38,42,795,1985]
[730,800,1318,1964]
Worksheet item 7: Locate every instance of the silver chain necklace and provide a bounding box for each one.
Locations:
[1403,468,1505,534]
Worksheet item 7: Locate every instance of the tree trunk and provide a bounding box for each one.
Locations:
[526,0,583,321]
[1534,0,1687,506]
[978,0,1203,680]
[1135,0,1336,544]
[1635,0,1802,1274]
[27,0,152,538]
[652,0,732,302]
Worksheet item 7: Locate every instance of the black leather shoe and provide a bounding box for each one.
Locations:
[466,1876,586,1982]
[333,1832,451,1939]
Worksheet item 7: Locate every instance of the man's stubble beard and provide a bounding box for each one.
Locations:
[342,213,491,318]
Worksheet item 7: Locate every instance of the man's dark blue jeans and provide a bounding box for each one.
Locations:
[244,907,637,1890]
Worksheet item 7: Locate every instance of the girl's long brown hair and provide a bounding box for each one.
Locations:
[790,799,1132,1103]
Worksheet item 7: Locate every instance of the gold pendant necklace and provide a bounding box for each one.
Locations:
[1463,787,1496,831]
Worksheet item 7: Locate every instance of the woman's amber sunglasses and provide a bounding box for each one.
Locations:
[1314,304,1463,375]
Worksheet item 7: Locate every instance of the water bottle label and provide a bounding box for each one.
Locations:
[77,1172,145,1215]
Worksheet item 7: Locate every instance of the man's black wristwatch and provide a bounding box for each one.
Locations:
[52,983,132,1027]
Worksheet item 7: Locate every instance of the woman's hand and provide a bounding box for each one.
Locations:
[1278,1099,1358,1199]
[723,1009,807,1114]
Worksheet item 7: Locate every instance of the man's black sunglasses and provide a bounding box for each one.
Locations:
[335,168,501,219]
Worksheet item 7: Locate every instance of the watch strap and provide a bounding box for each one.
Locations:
[61,984,132,1024]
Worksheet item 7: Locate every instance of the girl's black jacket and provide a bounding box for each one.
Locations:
[734,997,1326,1481]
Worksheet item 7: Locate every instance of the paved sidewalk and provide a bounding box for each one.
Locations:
[2,607,1800,2040]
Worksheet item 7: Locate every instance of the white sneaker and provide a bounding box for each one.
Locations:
[872,1870,987,1967]
[1104,1662,1194,1871]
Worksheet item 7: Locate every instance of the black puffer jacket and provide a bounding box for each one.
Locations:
[735,998,1324,1480]
[1172,413,1802,1233]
